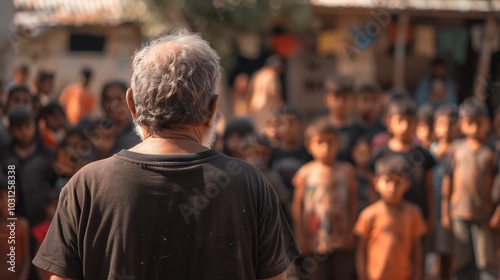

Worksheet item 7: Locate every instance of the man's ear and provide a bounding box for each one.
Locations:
[206,95,220,128]
[126,88,137,119]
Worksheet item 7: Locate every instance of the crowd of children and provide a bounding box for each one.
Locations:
[222,75,500,280]
[0,62,499,280]
[0,65,141,280]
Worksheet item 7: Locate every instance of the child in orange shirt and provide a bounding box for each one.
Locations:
[292,119,358,279]
[355,156,426,280]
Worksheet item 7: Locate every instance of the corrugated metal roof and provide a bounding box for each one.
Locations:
[13,0,141,29]
[312,0,500,12]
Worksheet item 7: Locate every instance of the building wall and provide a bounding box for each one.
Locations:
[0,0,15,79]
[6,24,141,116]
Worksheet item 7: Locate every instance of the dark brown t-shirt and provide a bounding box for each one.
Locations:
[33,149,299,280]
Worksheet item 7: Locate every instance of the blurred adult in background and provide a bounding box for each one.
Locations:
[101,81,140,154]
[415,58,458,109]
[59,68,96,125]
[247,55,285,133]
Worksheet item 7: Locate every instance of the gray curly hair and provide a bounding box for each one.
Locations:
[130,29,222,134]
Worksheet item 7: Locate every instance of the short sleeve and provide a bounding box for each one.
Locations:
[354,208,373,238]
[442,150,455,176]
[256,177,300,279]
[422,147,437,171]
[32,183,83,279]
[292,165,307,190]
[412,207,427,238]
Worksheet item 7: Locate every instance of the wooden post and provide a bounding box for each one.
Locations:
[393,12,409,89]
[474,15,496,100]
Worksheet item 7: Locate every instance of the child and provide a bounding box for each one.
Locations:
[355,156,426,280]
[0,107,55,225]
[221,117,255,159]
[429,104,460,280]
[37,102,69,149]
[292,119,357,279]
[85,119,116,159]
[0,172,31,280]
[4,86,33,114]
[242,133,291,222]
[441,97,499,279]
[52,128,92,190]
[270,106,312,201]
[371,95,435,230]
[324,77,364,163]
[416,105,434,150]
[32,189,60,280]
[351,137,376,212]
[355,83,385,140]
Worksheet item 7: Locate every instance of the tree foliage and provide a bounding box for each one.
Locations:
[142,0,312,69]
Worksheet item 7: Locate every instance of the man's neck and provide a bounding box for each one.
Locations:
[388,137,412,152]
[129,126,208,155]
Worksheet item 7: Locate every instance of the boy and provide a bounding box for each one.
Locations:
[355,156,426,280]
[324,77,364,163]
[5,86,33,114]
[442,97,500,279]
[37,102,69,149]
[355,83,385,140]
[292,119,357,279]
[371,95,435,230]
[429,104,460,280]
[242,133,291,222]
[416,105,434,150]
[270,106,312,201]
[351,137,377,212]
[0,107,55,225]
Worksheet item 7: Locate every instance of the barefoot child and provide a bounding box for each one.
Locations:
[355,156,427,280]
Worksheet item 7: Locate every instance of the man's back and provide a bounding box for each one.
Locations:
[33,149,299,280]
